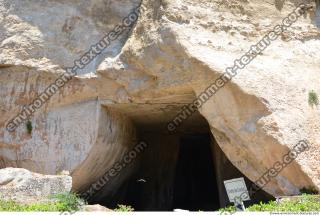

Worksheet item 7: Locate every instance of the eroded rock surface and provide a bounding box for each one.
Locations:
[0,0,320,201]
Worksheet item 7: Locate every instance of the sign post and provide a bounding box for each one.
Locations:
[223,177,250,211]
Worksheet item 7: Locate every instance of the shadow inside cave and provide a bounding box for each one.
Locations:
[87,109,273,211]
[172,135,219,211]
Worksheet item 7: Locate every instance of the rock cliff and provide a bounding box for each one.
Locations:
[0,0,320,205]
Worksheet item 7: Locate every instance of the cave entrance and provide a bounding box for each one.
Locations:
[90,105,273,211]
[172,134,219,211]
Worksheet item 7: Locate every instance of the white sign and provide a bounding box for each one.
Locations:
[223,177,250,203]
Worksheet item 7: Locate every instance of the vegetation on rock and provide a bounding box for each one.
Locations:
[26,120,33,134]
[308,90,319,107]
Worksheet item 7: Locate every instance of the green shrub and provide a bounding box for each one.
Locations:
[218,205,236,212]
[308,90,319,107]
[218,195,320,212]
[51,192,86,212]
[247,195,320,212]
[0,192,85,212]
[114,204,134,212]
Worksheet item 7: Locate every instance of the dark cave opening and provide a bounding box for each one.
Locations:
[172,135,219,211]
[114,133,221,211]
[87,129,273,211]
[87,109,273,211]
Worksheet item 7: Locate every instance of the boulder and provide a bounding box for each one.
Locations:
[83,204,113,212]
[0,168,72,203]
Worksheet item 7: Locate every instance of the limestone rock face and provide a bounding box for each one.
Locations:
[0,0,320,200]
[0,168,72,203]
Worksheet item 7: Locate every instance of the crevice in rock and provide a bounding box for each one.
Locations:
[316,0,320,27]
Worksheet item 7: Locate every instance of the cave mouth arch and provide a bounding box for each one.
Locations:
[88,105,272,211]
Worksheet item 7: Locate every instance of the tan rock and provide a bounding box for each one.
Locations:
[0,168,72,204]
[83,204,113,212]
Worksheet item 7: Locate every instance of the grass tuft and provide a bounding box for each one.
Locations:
[114,204,134,212]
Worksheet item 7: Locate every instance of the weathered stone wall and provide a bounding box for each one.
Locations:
[72,106,137,195]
